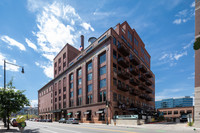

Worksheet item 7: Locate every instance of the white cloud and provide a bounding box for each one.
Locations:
[30,99,38,107]
[80,22,94,31]
[27,1,95,78]
[188,72,195,80]
[159,53,168,61]
[173,19,182,24]
[191,2,195,8]
[174,51,187,60]
[35,62,53,78]
[25,38,37,51]
[0,35,26,51]
[0,52,20,72]
[183,39,194,49]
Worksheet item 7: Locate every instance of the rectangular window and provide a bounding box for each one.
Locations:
[63,53,66,59]
[70,91,73,98]
[55,91,57,96]
[54,62,57,67]
[113,37,116,45]
[87,73,92,81]
[78,78,82,86]
[128,42,132,49]
[86,47,93,53]
[63,94,66,99]
[87,62,92,71]
[59,89,61,94]
[113,93,117,101]
[70,83,73,89]
[70,74,73,81]
[78,69,82,77]
[99,92,102,102]
[59,58,61,63]
[134,38,138,46]
[113,78,117,86]
[174,111,178,114]
[88,84,92,92]
[100,65,106,75]
[63,87,66,92]
[113,50,117,59]
[59,66,61,71]
[128,30,132,42]
[99,53,106,64]
[55,98,57,102]
[121,35,127,44]
[63,102,66,108]
[77,55,82,61]
[78,88,82,95]
[59,96,61,101]
[141,47,144,54]
[118,94,121,101]
[63,62,66,68]
[113,63,117,72]
[134,49,138,56]
[103,91,106,101]
[168,111,172,115]
[100,79,106,89]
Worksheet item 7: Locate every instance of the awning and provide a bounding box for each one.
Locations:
[96,111,103,114]
[84,112,90,115]
[75,112,79,115]
[67,113,71,115]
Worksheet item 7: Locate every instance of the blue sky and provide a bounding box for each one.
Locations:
[0,0,195,106]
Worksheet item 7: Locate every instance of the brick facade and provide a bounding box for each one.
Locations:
[38,21,155,124]
[195,0,200,127]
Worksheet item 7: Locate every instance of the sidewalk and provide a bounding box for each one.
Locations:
[0,120,19,132]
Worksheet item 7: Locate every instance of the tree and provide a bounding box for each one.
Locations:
[0,79,30,130]
[194,36,200,50]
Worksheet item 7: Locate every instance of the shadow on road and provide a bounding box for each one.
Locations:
[0,128,40,133]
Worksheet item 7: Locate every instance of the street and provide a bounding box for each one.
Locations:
[1,121,195,133]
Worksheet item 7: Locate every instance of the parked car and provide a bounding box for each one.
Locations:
[59,118,66,123]
[66,118,79,124]
[180,114,187,122]
[10,118,18,127]
[46,119,52,122]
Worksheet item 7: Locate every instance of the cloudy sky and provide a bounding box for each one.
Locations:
[0,0,195,106]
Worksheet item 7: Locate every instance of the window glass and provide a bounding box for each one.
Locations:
[70,91,73,98]
[99,53,106,64]
[70,83,73,89]
[88,73,92,81]
[100,92,102,102]
[103,91,106,101]
[100,78,106,89]
[113,50,117,59]
[78,78,82,86]
[88,84,93,92]
[113,37,116,45]
[87,62,92,71]
[78,69,82,77]
[100,65,106,75]
[128,30,132,42]
[134,49,138,56]
[70,74,73,81]
[134,38,138,46]
[78,88,82,95]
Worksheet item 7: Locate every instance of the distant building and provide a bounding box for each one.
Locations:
[158,106,194,122]
[155,96,193,109]
[195,0,200,127]
[38,21,155,124]
[11,107,38,117]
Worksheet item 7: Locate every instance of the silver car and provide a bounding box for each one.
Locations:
[66,118,79,124]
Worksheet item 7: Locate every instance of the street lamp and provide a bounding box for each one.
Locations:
[3,60,24,127]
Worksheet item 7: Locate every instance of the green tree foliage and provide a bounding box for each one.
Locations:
[0,79,30,130]
[194,37,200,50]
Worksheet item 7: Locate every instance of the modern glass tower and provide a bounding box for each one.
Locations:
[155,96,193,109]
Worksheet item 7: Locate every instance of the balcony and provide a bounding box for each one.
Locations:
[117,70,129,80]
[139,94,145,99]
[117,43,129,56]
[138,64,147,73]
[146,95,153,101]
[129,78,140,86]
[145,71,153,78]
[138,74,147,82]
[145,87,153,93]
[138,83,147,90]
[129,67,139,76]
[118,57,129,68]
[117,82,129,92]
[129,54,140,66]
[145,80,153,86]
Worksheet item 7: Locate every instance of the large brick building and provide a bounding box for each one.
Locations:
[195,0,200,127]
[38,21,155,124]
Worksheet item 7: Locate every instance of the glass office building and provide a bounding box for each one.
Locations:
[156,96,193,109]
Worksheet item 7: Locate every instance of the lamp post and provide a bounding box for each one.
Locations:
[3,60,24,127]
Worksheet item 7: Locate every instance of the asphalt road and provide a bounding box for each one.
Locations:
[3,121,196,133]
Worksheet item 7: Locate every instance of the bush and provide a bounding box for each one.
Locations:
[188,121,194,126]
